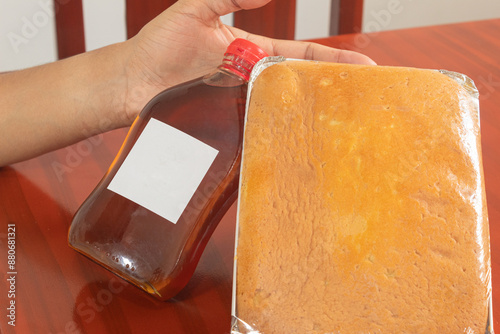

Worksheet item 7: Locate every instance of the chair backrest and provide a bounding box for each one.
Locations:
[54,0,363,60]
[338,0,364,35]
[54,0,86,59]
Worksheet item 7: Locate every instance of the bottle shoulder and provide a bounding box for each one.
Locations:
[204,68,247,87]
[143,70,246,108]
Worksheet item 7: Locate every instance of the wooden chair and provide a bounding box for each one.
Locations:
[54,0,364,60]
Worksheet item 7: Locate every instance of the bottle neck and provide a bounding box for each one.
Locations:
[218,53,256,82]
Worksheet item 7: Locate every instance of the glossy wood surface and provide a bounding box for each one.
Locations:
[1,19,500,334]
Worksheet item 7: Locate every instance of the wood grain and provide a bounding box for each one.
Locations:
[1,19,499,334]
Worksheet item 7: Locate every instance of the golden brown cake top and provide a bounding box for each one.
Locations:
[235,61,490,333]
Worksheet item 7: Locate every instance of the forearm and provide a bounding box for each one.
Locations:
[0,41,133,166]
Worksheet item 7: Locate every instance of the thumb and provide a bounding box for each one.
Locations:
[193,0,273,18]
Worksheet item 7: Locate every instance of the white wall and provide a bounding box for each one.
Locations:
[295,0,332,40]
[0,0,127,72]
[362,0,500,33]
[1,0,499,72]
[0,0,58,72]
[82,0,126,52]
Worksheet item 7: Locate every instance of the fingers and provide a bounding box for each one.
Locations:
[185,0,272,19]
[169,0,375,65]
[228,29,376,65]
[271,40,377,65]
[231,0,273,10]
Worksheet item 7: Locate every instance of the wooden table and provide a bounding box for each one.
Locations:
[1,19,499,334]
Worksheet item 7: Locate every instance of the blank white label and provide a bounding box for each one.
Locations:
[108,118,219,224]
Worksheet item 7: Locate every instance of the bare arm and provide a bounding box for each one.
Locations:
[0,0,375,166]
[0,42,132,166]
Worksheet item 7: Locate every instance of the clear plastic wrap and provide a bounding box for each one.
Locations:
[231,58,493,334]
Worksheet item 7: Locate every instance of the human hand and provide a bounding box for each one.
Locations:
[0,0,375,166]
[122,0,375,124]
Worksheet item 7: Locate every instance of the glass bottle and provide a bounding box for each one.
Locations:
[68,39,268,301]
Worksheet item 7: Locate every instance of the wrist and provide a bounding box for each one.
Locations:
[88,41,136,131]
[121,36,166,127]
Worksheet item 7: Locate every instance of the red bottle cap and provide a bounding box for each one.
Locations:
[221,39,269,81]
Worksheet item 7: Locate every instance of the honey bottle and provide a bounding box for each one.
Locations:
[68,39,268,300]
